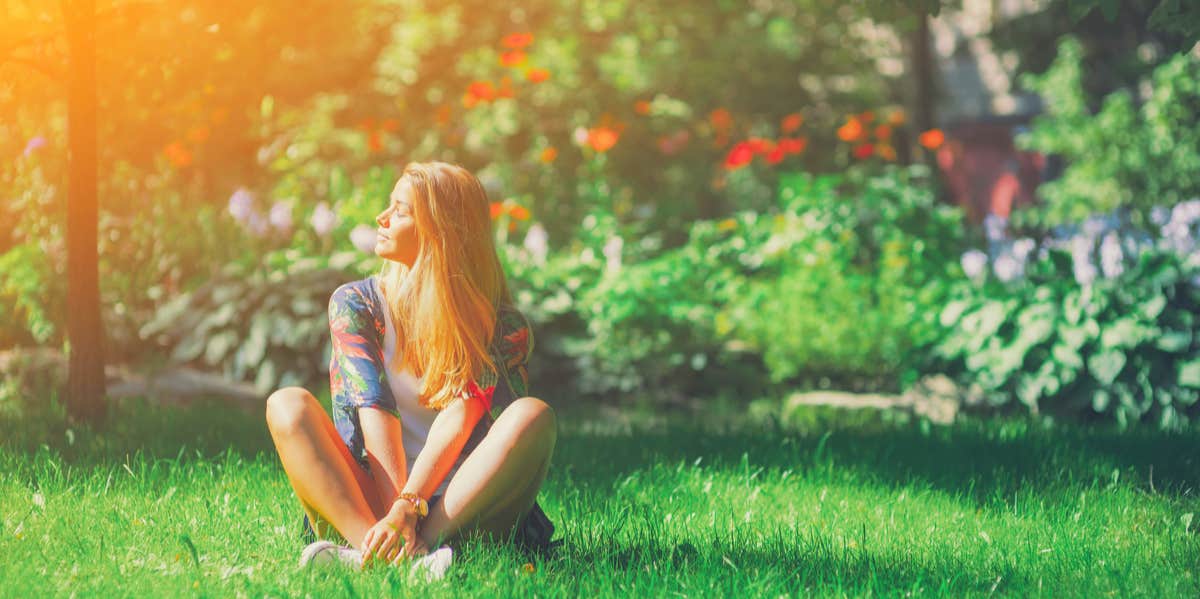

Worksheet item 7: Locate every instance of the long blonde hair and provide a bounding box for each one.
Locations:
[379,161,511,409]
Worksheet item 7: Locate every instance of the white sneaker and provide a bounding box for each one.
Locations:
[409,546,453,581]
[299,540,364,569]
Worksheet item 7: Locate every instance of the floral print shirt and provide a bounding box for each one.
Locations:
[326,277,532,468]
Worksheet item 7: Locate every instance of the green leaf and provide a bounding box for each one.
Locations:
[939,299,971,327]
[1088,349,1127,385]
[1092,389,1110,413]
[1100,317,1157,350]
[1180,358,1200,388]
[1052,342,1084,372]
[1141,293,1167,320]
[205,330,237,365]
[255,359,278,396]
[1156,330,1192,353]
[244,318,269,366]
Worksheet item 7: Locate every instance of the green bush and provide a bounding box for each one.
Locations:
[1016,37,1200,228]
[725,167,965,390]
[934,241,1200,430]
[140,249,372,393]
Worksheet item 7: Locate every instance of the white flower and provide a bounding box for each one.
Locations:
[1082,214,1115,239]
[1011,238,1036,262]
[993,251,1022,283]
[349,224,377,253]
[228,188,255,223]
[1071,236,1097,287]
[603,236,623,273]
[960,249,988,280]
[572,127,589,146]
[983,213,1008,242]
[1170,200,1200,229]
[1150,205,1171,227]
[268,201,293,232]
[1099,231,1124,279]
[523,223,549,263]
[310,202,336,237]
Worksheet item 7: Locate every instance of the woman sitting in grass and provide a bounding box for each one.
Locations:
[265,161,557,575]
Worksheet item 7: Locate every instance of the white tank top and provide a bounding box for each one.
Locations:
[374,278,461,496]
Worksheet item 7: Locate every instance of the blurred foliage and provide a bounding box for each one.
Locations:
[934,243,1200,430]
[1013,38,1200,228]
[140,250,373,393]
[727,167,965,391]
[991,0,1195,110]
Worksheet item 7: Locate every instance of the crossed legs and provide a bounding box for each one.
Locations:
[265,387,556,552]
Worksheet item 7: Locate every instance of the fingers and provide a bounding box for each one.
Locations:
[363,526,398,566]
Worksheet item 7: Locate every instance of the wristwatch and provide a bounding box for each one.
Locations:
[398,492,429,518]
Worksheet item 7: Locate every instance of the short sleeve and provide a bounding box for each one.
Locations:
[327,281,399,418]
[484,306,533,415]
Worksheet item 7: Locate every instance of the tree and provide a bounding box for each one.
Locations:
[62,0,107,423]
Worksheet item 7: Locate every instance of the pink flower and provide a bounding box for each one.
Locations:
[349,224,377,253]
[310,202,336,237]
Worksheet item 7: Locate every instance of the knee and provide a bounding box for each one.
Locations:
[507,396,557,446]
[265,386,315,435]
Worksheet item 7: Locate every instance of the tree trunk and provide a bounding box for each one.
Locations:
[912,11,936,141]
[63,0,106,424]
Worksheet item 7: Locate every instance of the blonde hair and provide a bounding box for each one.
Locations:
[378,161,511,410]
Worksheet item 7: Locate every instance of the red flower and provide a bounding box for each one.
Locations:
[587,127,620,152]
[539,147,558,163]
[500,50,527,67]
[919,128,945,149]
[634,100,652,115]
[509,204,531,221]
[525,68,550,83]
[765,147,786,165]
[837,117,865,143]
[490,202,505,219]
[367,131,384,153]
[852,143,875,159]
[777,137,807,154]
[502,32,534,49]
[723,142,755,170]
[467,80,496,101]
[873,124,892,141]
[743,137,774,154]
[781,112,803,133]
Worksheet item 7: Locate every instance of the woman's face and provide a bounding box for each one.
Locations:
[374,178,420,266]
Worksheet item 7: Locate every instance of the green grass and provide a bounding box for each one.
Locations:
[2,395,1199,597]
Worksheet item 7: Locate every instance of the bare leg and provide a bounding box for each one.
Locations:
[419,397,557,547]
[265,387,384,550]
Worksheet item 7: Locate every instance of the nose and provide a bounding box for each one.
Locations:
[375,207,391,228]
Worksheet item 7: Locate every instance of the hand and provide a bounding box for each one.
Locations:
[361,500,428,566]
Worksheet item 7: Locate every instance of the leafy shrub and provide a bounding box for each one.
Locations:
[0,243,64,347]
[1016,37,1200,228]
[725,167,965,390]
[934,217,1200,430]
[141,250,372,393]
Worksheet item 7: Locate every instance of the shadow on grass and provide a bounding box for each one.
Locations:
[0,394,274,465]
[4,394,1199,505]
[555,406,1200,503]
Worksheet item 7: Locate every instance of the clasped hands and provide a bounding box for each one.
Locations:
[361,499,429,566]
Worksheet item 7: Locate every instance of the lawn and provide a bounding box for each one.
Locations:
[1,396,1199,597]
